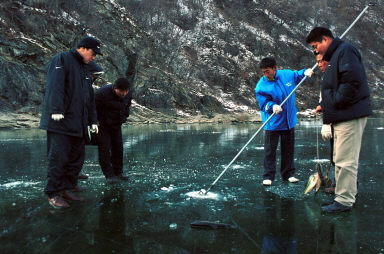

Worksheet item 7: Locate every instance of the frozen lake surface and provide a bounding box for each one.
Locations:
[0,119,383,253]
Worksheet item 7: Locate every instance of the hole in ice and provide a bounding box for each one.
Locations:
[185,190,221,200]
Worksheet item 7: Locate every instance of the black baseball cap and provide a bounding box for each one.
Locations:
[77,36,103,55]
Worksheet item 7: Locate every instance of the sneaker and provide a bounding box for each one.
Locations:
[48,195,70,209]
[321,201,352,213]
[288,177,299,183]
[263,179,272,186]
[321,198,335,207]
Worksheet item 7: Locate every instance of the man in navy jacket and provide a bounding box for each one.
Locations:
[40,36,102,208]
[75,61,104,181]
[306,27,372,213]
[255,57,313,186]
[95,78,132,183]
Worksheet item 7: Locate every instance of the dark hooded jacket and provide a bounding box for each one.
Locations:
[321,38,372,124]
[85,61,103,126]
[95,84,132,129]
[40,49,97,137]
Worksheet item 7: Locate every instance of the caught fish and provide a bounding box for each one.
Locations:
[316,163,325,186]
[324,161,333,188]
[190,220,237,230]
[304,172,321,194]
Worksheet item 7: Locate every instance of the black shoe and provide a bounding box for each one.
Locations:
[322,198,356,208]
[106,176,119,184]
[60,190,84,201]
[321,201,352,213]
[321,198,335,207]
[48,195,70,209]
[116,174,129,181]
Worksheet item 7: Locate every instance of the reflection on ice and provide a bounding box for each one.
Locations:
[185,190,221,200]
[264,183,307,200]
[158,129,178,133]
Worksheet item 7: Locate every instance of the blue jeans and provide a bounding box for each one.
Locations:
[263,129,295,181]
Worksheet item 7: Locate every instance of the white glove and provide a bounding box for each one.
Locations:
[90,124,98,134]
[321,124,332,141]
[51,114,64,121]
[272,105,282,114]
[304,68,314,77]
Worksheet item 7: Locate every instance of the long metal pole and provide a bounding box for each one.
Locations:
[202,5,370,195]
[339,5,370,39]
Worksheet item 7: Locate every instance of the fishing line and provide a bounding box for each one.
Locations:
[315,114,325,185]
[199,4,372,196]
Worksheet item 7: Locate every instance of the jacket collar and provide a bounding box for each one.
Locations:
[110,84,122,100]
[70,48,85,64]
[323,37,343,62]
[263,70,280,82]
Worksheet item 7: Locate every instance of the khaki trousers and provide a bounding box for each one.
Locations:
[333,117,367,207]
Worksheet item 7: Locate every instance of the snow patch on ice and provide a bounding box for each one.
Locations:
[161,184,175,192]
[1,181,40,189]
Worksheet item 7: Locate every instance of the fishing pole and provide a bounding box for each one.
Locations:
[200,4,371,195]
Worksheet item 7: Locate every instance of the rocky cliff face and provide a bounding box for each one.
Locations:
[0,0,383,128]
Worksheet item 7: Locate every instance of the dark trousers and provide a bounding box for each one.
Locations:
[98,126,123,178]
[45,131,85,197]
[263,129,295,181]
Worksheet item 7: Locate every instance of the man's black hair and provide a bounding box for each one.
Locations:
[259,57,276,69]
[114,77,131,91]
[306,27,334,43]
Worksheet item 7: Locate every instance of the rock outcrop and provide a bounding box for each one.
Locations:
[0,0,382,128]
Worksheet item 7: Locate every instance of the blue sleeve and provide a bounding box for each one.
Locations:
[255,82,275,114]
[293,69,306,85]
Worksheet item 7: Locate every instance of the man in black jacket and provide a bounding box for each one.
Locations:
[95,78,132,183]
[306,27,372,213]
[77,61,104,180]
[40,36,102,208]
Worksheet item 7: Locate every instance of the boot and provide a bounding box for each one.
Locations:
[61,190,84,201]
[72,185,86,192]
[48,195,70,209]
[116,174,129,181]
